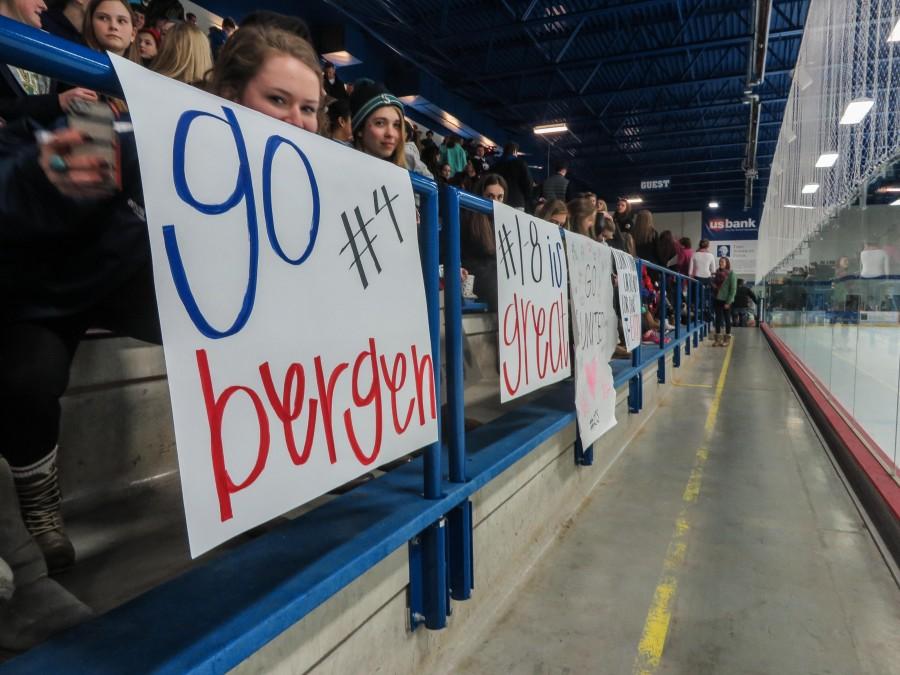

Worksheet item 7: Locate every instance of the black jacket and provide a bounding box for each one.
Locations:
[41,9,85,46]
[491,154,532,210]
[0,118,152,323]
[323,75,348,100]
[733,286,758,309]
[0,66,61,126]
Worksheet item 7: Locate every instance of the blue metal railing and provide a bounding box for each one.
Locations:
[0,16,710,670]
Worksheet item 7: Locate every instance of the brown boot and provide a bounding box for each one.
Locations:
[723,334,733,347]
[712,334,722,347]
[11,448,76,575]
[0,458,92,652]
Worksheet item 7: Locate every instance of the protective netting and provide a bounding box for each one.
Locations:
[757,0,900,279]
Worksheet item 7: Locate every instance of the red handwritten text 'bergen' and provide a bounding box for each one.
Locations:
[197,338,435,522]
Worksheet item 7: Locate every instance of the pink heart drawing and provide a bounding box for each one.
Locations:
[585,358,598,398]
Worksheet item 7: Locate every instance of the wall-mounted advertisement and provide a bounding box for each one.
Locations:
[702,209,760,280]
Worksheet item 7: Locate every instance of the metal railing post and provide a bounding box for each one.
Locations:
[658,270,667,384]
[674,275,682,367]
[629,260,644,413]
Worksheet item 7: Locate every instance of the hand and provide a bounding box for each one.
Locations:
[724,303,731,310]
[460,267,469,281]
[38,128,116,199]
[58,87,99,112]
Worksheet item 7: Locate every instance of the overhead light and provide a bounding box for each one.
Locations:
[889,18,900,42]
[533,123,568,135]
[815,152,839,168]
[784,204,815,209]
[801,183,820,194]
[626,197,643,204]
[839,97,874,125]
[320,50,362,67]
[891,198,900,206]
[708,201,719,208]
[877,185,900,193]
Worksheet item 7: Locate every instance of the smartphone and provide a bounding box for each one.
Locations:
[67,99,121,192]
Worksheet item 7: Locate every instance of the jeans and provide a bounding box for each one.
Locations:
[714,299,732,335]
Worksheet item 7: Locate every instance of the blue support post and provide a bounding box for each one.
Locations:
[658,271,667,384]
[629,260,644,413]
[447,501,473,601]
[411,176,448,631]
[439,186,474,605]
[574,428,594,466]
[684,277,692,357]
[674,276,682,367]
[693,280,700,348]
[440,185,466,484]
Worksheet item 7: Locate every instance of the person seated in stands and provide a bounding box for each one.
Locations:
[404,119,432,179]
[597,218,617,245]
[566,197,597,239]
[151,21,211,85]
[613,197,635,233]
[460,173,507,312]
[492,142,532,211]
[349,79,407,168]
[1,0,97,125]
[536,198,568,227]
[326,96,352,146]
[471,143,490,174]
[541,158,569,201]
[136,26,160,66]
[41,0,87,44]
[83,0,140,61]
[322,60,347,100]
[420,143,440,179]
[437,161,452,184]
[453,158,477,191]
[0,24,323,650]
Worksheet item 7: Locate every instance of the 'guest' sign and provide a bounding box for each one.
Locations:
[493,202,571,402]
[111,57,438,556]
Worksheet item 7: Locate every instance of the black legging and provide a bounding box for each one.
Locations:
[0,264,160,468]
[714,299,732,335]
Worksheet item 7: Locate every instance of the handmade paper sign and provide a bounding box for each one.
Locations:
[110,57,438,556]
[493,202,570,402]
[565,234,618,447]
[611,248,642,352]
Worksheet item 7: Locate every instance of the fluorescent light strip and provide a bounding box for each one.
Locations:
[801,183,820,194]
[626,197,643,204]
[839,97,874,125]
[534,123,568,135]
[889,18,900,42]
[708,201,719,208]
[815,152,839,168]
[784,204,815,210]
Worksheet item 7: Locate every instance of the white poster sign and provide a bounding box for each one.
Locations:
[493,202,570,402]
[565,234,618,447]
[610,249,642,351]
[111,57,438,556]
[712,240,758,280]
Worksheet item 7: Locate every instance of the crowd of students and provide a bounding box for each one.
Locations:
[0,0,742,651]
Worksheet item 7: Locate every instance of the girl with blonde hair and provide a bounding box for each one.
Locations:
[151,22,213,85]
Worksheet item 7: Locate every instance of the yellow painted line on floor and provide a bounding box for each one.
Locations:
[671,382,714,389]
[633,339,734,675]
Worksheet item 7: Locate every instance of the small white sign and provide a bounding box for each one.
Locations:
[493,202,571,402]
[111,56,438,556]
[611,249,642,351]
[565,233,618,447]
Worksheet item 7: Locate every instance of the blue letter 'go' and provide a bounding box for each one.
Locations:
[166,107,257,339]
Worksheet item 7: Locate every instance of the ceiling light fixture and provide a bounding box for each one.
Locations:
[784,204,815,209]
[801,183,820,194]
[708,201,719,209]
[888,18,900,42]
[533,123,569,135]
[626,197,643,204]
[815,152,839,168]
[839,97,874,125]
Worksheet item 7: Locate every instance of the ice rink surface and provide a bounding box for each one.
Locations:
[773,321,899,470]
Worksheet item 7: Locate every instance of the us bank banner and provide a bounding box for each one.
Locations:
[702,209,760,280]
[111,56,438,556]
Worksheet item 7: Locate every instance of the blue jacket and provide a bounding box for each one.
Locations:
[0,117,152,323]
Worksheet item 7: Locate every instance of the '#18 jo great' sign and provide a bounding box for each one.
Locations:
[493,203,571,402]
[111,56,438,557]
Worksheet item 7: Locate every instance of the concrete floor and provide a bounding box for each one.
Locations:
[449,329,900,675]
